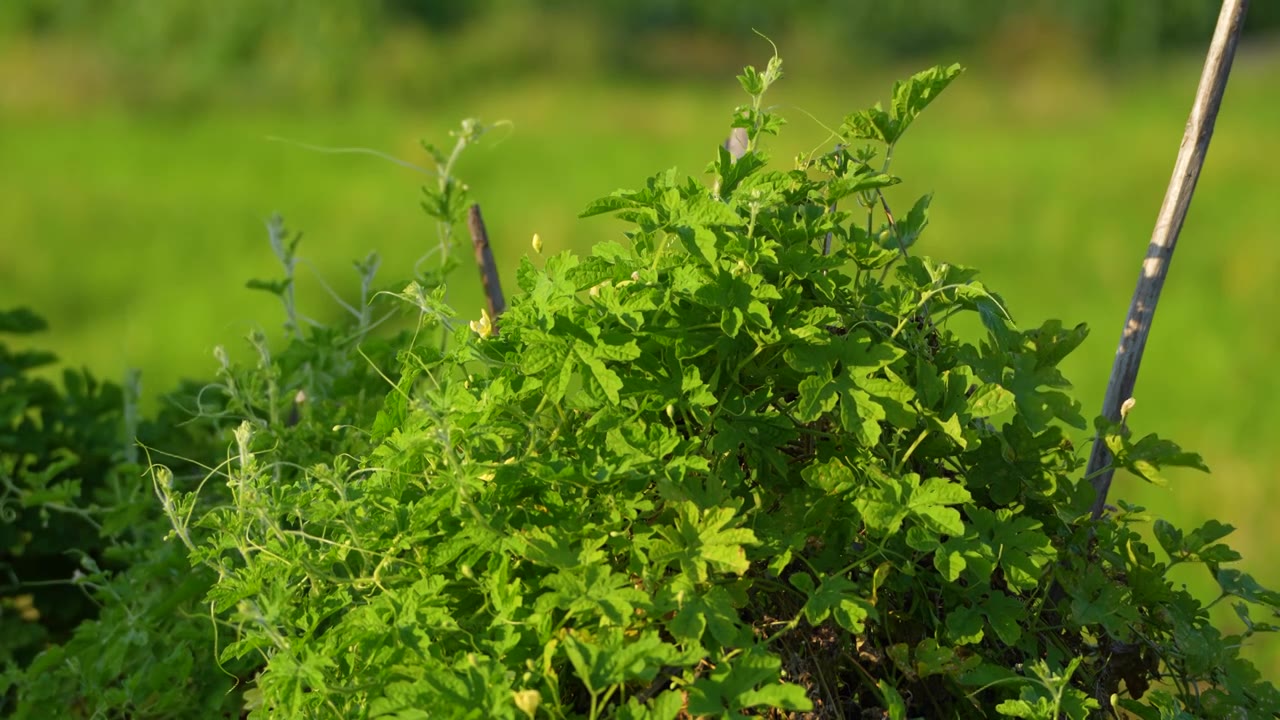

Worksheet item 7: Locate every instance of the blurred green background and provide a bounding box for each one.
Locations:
[2,0,1278,676]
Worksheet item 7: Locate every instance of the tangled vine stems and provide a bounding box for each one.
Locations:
[263,118,509,347]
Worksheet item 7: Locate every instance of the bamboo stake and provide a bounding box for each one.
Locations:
[467,204,507,327]
[1088,0,1249,520]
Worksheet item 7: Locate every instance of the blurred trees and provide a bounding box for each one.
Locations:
[1,0,1276,111]
[581,0,1271,56]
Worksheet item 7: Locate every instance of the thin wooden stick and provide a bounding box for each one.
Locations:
[467,204,507,325]
[1088,0,1249,520]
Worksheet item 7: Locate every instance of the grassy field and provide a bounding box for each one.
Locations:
[3,47,1279,673]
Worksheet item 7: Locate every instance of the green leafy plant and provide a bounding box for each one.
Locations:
[0,307,143,667]
[2,230,440,717]
[16,52,1278,719]
[0,305,251,717]
[4,112,502,718]
[143,54,1280,718]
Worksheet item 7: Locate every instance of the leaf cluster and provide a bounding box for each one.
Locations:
[141,56,1280,719]
[0,307,144,669]
[2,267,417,716]
[6,55,1279,720]
[0,307,246,716]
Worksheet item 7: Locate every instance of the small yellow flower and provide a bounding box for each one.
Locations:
[589,280,612,299]
[513,689,541,718]
[531,233,543,254]
[1121,397,1136,419]
[12,594,39,622]
[470,309,494,338]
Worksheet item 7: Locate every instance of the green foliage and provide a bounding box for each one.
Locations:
[111,55,1278,718]
[0,307,240,717]
[1,307,136,667]
[4,51,1277,719]
[3,532,238,718]
[0,306,248,716]
[1,222,435,716]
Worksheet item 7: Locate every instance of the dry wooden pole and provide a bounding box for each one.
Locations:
[1088,0,1249,520]
[467,204,507,326]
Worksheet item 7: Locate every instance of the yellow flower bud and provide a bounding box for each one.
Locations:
[1121,397,1136,419]
[513,690,541,719]
[469,309,494,338]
